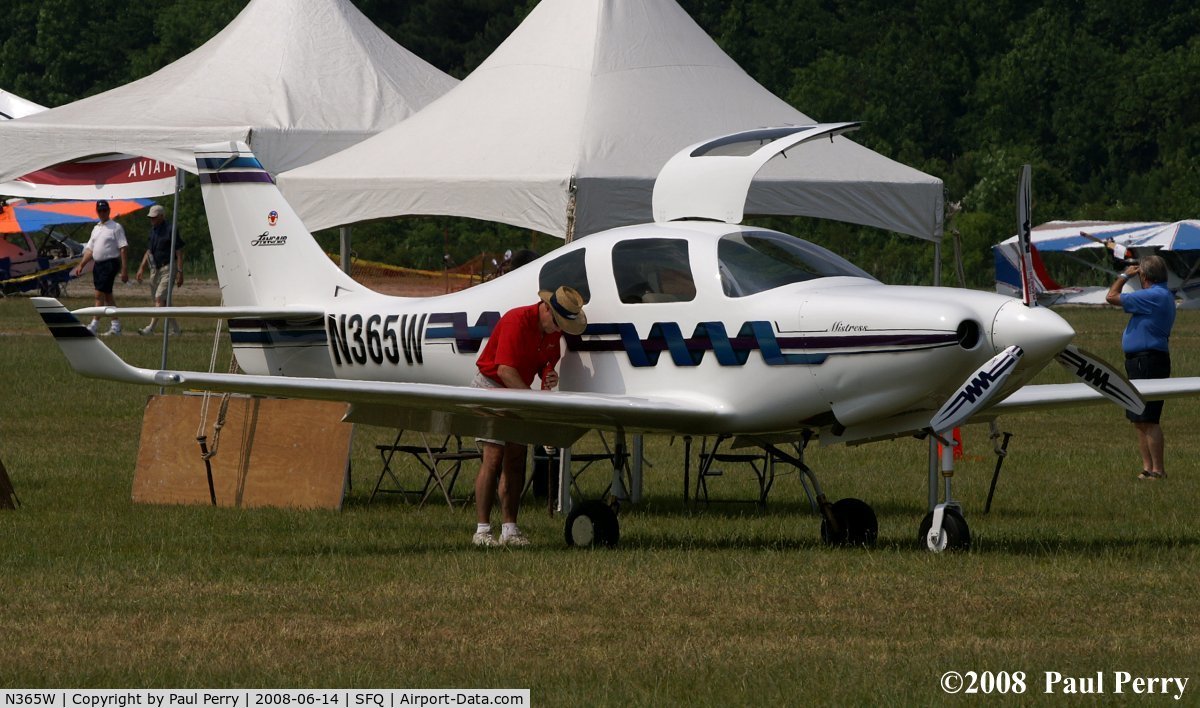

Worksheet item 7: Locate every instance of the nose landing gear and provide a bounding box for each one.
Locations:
[920,433,972,552]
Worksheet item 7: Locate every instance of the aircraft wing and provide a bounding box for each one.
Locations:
[35,298,724,447]
[992,378,1200,416]
[71,305,326,320]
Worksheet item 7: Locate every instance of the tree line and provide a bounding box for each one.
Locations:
[2,0,1197,287]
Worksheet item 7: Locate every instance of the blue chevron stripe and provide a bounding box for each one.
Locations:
[425,312,502,354]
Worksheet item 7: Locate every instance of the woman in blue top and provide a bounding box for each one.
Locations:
[1105,254,1175,480]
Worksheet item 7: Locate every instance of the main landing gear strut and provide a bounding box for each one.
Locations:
[562,432,628,548]
[763,433,878,547]
[559,430,977,551]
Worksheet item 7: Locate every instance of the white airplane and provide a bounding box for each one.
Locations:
[32,124,1200,551]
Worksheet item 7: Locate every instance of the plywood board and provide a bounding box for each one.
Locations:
[132,395,351,509]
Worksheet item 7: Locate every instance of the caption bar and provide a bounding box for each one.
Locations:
[1,691,529,708]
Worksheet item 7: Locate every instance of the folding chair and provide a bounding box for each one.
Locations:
[683,435,819,513]
[369,430,480,507]
[415,433,481,508]
[689,434,774,510]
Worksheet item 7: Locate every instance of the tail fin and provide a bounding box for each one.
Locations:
[32,298,156,385]
[196,142,361,308]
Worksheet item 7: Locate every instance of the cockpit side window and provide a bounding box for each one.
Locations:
[718,231,875,297]
[612,238,696,304]
[538,247,590,303]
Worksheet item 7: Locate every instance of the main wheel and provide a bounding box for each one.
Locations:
[918,507,971,552]
[564,499,620,548]
[820,497,878,547]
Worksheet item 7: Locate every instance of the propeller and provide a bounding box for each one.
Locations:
[1011,166,1146,416]
[930,345,1024,433]
[1056,345,1146,414]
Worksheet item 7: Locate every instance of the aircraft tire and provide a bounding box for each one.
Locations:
[918,507,971,552]
[819,497,878,547]
[564,499,620,548]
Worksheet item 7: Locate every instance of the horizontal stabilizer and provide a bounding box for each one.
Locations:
[33,298,156,384]
[992,377,1200,415]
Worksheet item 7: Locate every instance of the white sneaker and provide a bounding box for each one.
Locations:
[138,325,155,336]
[499,531,531,547]
[85,321,98,334]
[103,323,122,337]
[472,531,499,547]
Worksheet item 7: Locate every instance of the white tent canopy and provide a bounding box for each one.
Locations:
[0,0,457,180]
[279,0,943,241]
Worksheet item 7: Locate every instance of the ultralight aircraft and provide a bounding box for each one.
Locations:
[33,125,1200,550]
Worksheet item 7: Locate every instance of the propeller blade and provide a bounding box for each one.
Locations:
[1055,345,1146,414]
[1015,164,1037,307]
[930,345,1024,433]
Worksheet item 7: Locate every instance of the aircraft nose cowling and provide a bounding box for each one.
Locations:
[990,301,1075,364]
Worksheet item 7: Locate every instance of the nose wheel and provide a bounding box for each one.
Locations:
[919,504,971,551]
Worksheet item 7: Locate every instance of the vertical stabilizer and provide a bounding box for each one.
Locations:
[196,142,360,308]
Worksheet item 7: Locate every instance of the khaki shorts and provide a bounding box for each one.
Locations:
[471,371,507,446]
[147,264,174,301]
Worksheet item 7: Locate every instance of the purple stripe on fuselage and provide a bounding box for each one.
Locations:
[778,333,958,349]
[574,332,956,353]
[198,172,275,185]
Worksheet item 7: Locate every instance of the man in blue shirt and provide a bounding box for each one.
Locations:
[1106,254,1175,480]
[134,204,184,335]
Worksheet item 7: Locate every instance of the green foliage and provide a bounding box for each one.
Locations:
[2,0,1199,287]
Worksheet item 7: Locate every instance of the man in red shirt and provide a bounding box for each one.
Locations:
[471,286,587,547]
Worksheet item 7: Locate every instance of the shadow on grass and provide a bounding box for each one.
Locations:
[973,534,1200,555]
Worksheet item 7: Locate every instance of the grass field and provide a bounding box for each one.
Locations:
[0,285,1197,704]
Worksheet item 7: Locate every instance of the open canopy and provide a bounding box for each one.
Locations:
[0,0,457,180]
[278,0,943,241]
[0,89,44,120]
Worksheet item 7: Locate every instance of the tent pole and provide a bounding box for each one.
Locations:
[159,169,185,391]
[339,226,352,275]
[563,177,577,243]
[928,239,942,509]
[933,241,941,286]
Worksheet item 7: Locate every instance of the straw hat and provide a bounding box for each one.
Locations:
[538,286,587,335]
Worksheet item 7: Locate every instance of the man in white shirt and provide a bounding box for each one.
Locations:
[73,200,129,335]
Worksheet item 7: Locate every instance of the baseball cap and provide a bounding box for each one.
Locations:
[148,205,165,218]
[96,199,110,211]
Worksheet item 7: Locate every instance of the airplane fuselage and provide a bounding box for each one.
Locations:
[230,222,1074,441]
